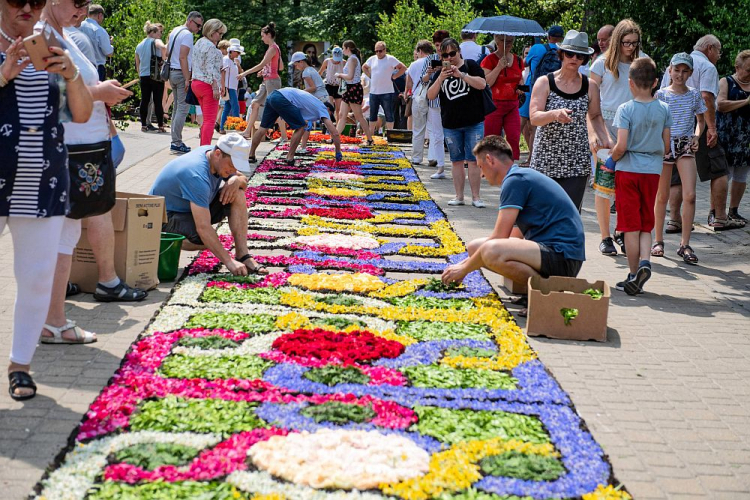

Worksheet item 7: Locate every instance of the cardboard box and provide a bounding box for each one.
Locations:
[502,275,528,295]
[526,276,610,342]
[71,192,167,293]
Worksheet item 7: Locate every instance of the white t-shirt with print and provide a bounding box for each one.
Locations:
[365,54,401,95]
[590,52,650,114]
[167,26,194,70]
[223,55,239,90]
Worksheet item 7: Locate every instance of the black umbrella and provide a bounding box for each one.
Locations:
[462,15,546,37]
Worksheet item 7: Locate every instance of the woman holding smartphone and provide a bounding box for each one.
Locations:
[0,0,93,400]
[426,38,487,207]
[529,30,610,211]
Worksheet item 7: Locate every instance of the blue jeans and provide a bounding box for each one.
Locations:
[220,89,240,130]
[369,92,395,123]
[261,91,306,130]
[444,122,484,162]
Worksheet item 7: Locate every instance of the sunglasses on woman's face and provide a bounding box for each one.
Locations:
[562,50,585,61]
[441,50,458,59]
[7,0,47,10]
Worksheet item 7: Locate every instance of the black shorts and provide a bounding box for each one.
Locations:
[325,84,341,98]
[538,243,583,279]
[162,193,230,245]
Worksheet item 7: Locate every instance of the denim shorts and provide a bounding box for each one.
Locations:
[444,122,484,162]
[261,91,306,130]
[369,92,395,123]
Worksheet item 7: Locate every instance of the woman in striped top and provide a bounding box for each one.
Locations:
[0,0,92,400]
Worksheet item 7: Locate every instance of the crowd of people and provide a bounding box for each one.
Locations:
[1,1,748,402]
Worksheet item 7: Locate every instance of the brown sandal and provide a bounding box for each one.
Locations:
[677,245,698,265]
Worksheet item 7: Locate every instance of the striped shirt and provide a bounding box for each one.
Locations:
[656,87,707,137]
[419,54,440,108]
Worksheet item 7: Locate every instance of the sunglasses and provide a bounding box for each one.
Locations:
[192,19,203,30]
[74,0,91,8]
[620,40,639,48]
[562,50,585,61]
[441,50,458,59]
[8,0,46,9]
[375,49,385,53]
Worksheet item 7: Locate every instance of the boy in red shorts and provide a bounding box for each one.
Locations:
[609,58,672,295]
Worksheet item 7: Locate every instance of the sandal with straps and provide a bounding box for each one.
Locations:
[712,217,746,231]
[93,281,148,302]
[8,371,36,401]
[40,320,97,344]
[650,241,665,257]
[665,219,681,234]
[238,254,269,275]
[677,244,699,265]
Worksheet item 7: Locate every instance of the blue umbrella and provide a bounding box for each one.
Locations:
[462,15,546,37]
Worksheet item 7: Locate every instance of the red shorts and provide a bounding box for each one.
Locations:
[615,171,660,233]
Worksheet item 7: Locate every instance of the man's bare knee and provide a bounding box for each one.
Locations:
[466,237,487,256]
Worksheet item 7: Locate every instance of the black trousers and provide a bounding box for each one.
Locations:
[140,76,165,127]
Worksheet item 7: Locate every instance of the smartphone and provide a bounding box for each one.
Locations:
[430,59,442,69]
[122,79,139,89]
[517,84,530,92]
[23,25,60,71]
[442,60,451,69]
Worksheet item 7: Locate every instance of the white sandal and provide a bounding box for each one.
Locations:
[40,320,97,344]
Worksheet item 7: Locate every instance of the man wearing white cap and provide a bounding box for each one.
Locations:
[150,134,267,276]
[220,43,244,134]
[248,87,343,163]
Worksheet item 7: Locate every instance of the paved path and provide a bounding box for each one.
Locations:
[0,128,748,499]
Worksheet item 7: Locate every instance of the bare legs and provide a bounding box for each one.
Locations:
[337,101,372,142]
[465,236,542,283]
[451,161,481,202]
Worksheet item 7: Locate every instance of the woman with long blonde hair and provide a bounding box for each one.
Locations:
[590,18,650,257]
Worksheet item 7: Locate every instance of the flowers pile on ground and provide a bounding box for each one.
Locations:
[35,142,628,500]
[223,116,248,132]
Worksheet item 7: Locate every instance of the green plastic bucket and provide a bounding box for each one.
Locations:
[157,232,185,282]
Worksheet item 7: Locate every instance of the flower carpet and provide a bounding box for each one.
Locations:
[35,143,629,500]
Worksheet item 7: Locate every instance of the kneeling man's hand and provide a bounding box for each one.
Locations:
[220,177,242,205]
[441,264,467,285]
[227,258,249,276]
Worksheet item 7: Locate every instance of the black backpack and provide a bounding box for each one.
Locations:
[477,45,489,65]
[531,44,562,86]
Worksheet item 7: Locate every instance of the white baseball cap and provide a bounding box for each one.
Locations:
[217,133,251,173]
[289,51,307,64]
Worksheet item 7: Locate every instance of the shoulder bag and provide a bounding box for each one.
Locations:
[150,38,164,82]
[66,140,116,219]
[160,27,187,81]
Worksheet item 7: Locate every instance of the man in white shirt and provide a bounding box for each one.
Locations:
[79,4,113,81]
[459,31,484,62]
[661,35,738,230]
[166,11,203,154]
[362,41,406,136]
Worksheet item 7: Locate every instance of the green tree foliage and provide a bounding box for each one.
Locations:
[376,0,479,63]
[586,0,749,76]
[495,0,584,36]
[101,0,187,90]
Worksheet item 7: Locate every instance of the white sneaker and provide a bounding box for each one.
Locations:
[430,171,446,179]
[296,147,307,154]
[447,199,465,206]
[472,199,487,208]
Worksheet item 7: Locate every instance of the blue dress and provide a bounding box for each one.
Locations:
[0,54,69,218]
[717,75,750,169]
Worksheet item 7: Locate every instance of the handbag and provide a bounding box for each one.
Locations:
[149,38,164,82]
[481,84,497,116]
[66,140,116,220]
[185,83,199,105]
[160,27,187,81]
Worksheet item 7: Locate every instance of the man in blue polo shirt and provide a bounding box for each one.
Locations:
[442,135,585,288]
[248,87,343,163]
[150,134,267,276]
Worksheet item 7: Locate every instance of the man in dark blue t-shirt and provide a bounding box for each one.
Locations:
[442,135,585,287]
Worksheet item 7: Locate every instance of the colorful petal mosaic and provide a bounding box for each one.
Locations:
[35,143,630,500]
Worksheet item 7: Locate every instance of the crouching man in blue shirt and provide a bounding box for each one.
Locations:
[150,134,267,276]
[442,135,585,288]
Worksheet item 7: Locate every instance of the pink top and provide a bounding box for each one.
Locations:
[261,43,280,80]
